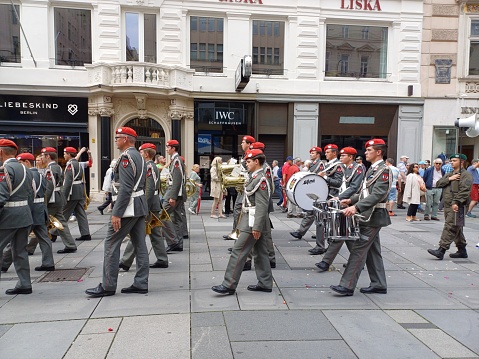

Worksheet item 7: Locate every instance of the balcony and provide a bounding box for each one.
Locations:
[86,62,195,92]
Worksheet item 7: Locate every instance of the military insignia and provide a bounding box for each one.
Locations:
[147,167,152,177]
[382,172,389,181]
[122,159,129,168]
[67,165,72,171]
[45,171,52,180]
[0,173,4,182]
[260,180,267,190]
[337,166,342,173]
[356,167,362,174]
[174,160,179,169]
[266,171,271,178]
[252,174,257,179]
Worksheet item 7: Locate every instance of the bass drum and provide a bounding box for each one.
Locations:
[286,172,329,211]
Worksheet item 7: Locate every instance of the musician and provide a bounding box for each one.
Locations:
[223,135,255,241]
[2,152,55,273]
[0,139,34,294]
[212,149,273,295]
[41,147,77,253]
[316,147,364,272]
[62,147,91,241]
[120,143,169,271]
[86,127,149,297]
[331,138,391,296]
[163,139,186,252]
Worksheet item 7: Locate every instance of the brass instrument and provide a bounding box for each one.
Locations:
[159,208,171,222]
[146,211,164,234]
[159,175,168,195]
[222,175,246,193]
[47,215,64,239]
[217,162,245,192]
[186,179,198,198]
[82,172,90,210]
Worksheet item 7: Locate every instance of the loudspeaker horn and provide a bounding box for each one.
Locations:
[455,114,479,138]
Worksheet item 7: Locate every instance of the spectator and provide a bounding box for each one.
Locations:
[355,156,367,173]
[272,160,283,209]
[404,163,426,222]
[397,155,409,209]
[423,158,444,221]
[224,158,237,217]
[188,164,202,215]
[281,156,293,208]
[418,161,427,176]
[442,159,453,174]
[210,157,226,219]
[466,159,479,218]
[286,157,302,218]
[302,159,312,171]
[385,158,399,216]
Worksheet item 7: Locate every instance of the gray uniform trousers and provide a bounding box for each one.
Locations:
[162,200,183,247]
[247,228,276,263]
[0,226,32,289]
[322,239,353,265]
[121,222,168,267]
[102,216,149,291]
[339,225,387,290]
[2,224,54,269]
[48,203,77,249]
[222,231,273,290]
[232,192,244,229]
[298,212,326,250]
[63,200,90,236]
[179,200,188,237]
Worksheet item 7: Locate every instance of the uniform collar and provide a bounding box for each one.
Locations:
[370,159,384,169]
[251,168,262,177]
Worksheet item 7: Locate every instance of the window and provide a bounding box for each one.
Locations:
[190,16,223,73]
[54,8,91,66]
[125,12,157,63]
[468,19,479,76]
[325,24,388,79]
[252,20,285,75]
[0,4,21,63]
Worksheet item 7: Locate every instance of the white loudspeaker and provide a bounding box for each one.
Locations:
[455,114,479,138]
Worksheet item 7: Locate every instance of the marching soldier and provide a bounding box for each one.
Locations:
[0,139,34,294]
[86,127,149,297]
[2,152,55,272]
[163,139,186,252]
[331,138,391,296]
[428,154,472,260]
[212,149,273,295]
[120,143,169,270]
[41,147,77,253]
[316,147,364,271]
[62,147,91,241]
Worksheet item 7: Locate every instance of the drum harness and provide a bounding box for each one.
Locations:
[314,159,343,197]
[338,162,361,196]
[111,150,145,202]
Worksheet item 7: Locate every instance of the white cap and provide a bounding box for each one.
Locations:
[400,155,409,159]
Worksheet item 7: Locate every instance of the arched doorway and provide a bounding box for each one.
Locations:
[124,117,166,156]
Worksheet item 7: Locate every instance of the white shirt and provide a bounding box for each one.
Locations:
[432,168,442,187]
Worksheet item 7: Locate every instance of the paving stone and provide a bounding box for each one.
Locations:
[81,318,122,334]
[107,314,190,359]
[192,326,233,359]
[324,310,440,359]
[356,269,431,288]
[385,310,430,324]
[410,270,479,287]
[191,289,240,312]
[408,328,477,358]
[0,324,12,338]
[272,269,342,288]
[191,264,213,271]
[237,288,287,310]
[434,288,479,309]
[64,333,115,359]
[191,312,225,328]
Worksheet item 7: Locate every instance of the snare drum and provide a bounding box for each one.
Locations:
[327,210,359,241]
[286,172,328,211]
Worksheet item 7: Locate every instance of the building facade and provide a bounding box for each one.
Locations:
[0,0,424,197]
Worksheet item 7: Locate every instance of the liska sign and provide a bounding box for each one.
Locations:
[218,0,382,11]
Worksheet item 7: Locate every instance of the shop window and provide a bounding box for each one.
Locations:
[325,24,388,79]
[54,8,92,66]
[0,4,21,63]
[432,127,457,160]
[125,12,157,63]
[190,16,223,73]
[252,20,284,75]
[468,19,479,76]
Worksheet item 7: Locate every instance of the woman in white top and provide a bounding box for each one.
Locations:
[404,163,426,222]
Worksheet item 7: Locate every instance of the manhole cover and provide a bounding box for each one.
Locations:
[39,268,89,282]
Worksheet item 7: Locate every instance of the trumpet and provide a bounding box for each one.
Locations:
[47,215,64,239]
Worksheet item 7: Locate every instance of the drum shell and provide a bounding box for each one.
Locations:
[328,210,359,240]
[285,172,329,211]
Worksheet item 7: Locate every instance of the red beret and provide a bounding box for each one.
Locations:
[166,139,179,146]
[365,138,386,148]
[249,142,265,151]
[310,146,322,153]
[244,149,264,160]
[139,143,156,151]
[242,135,255,144]
[0,139,18,150]
[64,147,77,154]
[324,144,338,151]
[180,156,185,162]
[17,153,35,161]
[340,147,357,155]
[116,127,137,138]
[41,147,56,154]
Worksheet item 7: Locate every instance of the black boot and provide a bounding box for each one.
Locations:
[449,246,468,259]
[427,247,446,260]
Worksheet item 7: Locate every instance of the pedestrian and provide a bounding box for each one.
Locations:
[404,163,426,221]
[466,159,479,218]
[428,154,473,260]
[210,156,226,219]
[272,160,283,209]
[85,127,149,297]
[188,164,202,215]
[97,159,117,215]
[423,158,444,221]
[331,138,391,296]
[396,155,409,209]
[355,156,367,173]
[385,158,399,216]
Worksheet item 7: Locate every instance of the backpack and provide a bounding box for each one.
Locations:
[277,166,283,179]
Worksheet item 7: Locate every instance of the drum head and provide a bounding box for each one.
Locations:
[290,173,328,211]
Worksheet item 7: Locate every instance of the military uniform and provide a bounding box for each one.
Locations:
[62,157,91,240]
[44,160,77,251]
[0,157,34,292]
[337,159,392,293]
[121,158,168,268]
[163,152,186,250]
[232,158,248,230]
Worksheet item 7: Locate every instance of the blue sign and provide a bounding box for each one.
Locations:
[198,134,211,154]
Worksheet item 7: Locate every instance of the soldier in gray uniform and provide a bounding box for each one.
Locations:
[316,146,364,271]
[331,138,392,296]
[428,154,473,260]
[162,139,186,252]
[62,147,91,241]
[212,149,273,295]
[0,139,34,294]
[41,147,77,253]
[2,152,55,272]
[86,127,149,297]
[120,143,169,270]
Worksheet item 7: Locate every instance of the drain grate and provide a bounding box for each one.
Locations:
[39,268,89,282]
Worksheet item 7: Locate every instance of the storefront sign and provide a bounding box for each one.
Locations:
[219,0,263,4]
[0,95,87,123]
[340,0,382,11]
